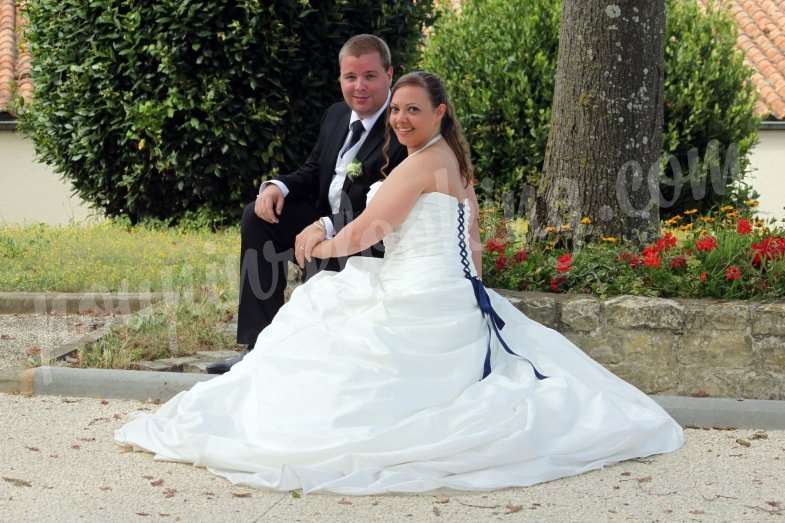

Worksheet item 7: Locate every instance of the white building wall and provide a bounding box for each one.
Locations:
[0,127,783,226]
[748,128,785,222]
[0,130,94,225]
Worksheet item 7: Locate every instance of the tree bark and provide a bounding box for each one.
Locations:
[528,0,666,248]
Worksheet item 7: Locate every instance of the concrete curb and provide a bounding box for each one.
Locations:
[0,292,169,314]
[0,366,214,400]
[2,366,785,430]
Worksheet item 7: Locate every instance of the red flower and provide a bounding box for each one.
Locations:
[617,251,642,268]
[751,236,785,267]
[642,244,660,257]
[699,271,708,283]
[669,255,687,270]
[655,232,677,252]
[642,251,661,268]
[514,248,528,263]
[550,275,567,292]
[485,238,507,254]
[495,255,507,270]
[555,253,573,273]
[695,236,718,252]
[725,265,742,281]
[736,218,752,235]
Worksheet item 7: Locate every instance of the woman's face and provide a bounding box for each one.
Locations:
[389,85,445,150]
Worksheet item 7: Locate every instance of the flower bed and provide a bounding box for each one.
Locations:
[482,202,785,300]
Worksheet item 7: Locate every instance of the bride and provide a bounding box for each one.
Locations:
[115,71,684,495]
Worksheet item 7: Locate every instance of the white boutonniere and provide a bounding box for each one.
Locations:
[346,160,363,180]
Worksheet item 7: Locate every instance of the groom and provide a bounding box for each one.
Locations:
[208,34,407,374]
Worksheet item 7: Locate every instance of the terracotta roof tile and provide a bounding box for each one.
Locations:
[2,0,785,121]
[0,0,31,115]
[698,0,785,120]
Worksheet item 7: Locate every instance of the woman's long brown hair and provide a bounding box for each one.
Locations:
[381,71,474,186]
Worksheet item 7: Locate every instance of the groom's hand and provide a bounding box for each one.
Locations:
[294,223,326,268]
[255,185,285,223]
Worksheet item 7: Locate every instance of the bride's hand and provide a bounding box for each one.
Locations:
[295,222,326,268]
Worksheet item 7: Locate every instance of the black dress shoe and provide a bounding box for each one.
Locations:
[206,350,249,375]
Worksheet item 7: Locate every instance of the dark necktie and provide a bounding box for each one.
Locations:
[340,120,365,158]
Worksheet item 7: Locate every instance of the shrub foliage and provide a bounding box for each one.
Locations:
[21,1,433,223]
[421,0,759,216]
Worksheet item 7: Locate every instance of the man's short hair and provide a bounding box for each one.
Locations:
[338,34,392,70]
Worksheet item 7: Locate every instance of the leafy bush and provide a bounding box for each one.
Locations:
[661,0,759,217]
[21,1,433,224]
[421,0,759,215]
[420,0,559,194]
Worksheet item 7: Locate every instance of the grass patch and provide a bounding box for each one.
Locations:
[0,220,244,368]
[76,295,238,369]
[0,221,240,294]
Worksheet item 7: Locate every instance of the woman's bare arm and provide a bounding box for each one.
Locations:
[310,162,427,262]
[467,183,482,280]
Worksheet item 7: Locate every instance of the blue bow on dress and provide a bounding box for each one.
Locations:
[456,202,547,381]
[467,275,548,381]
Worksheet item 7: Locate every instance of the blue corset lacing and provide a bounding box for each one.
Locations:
[457,202,548,381]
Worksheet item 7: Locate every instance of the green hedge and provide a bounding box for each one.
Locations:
[421,0,759,217]
[21,1,433,224]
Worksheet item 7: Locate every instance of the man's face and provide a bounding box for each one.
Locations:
[339,52,393,118]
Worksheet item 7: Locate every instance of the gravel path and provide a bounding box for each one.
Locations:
[1,393,784,522]
[0,313,113,369]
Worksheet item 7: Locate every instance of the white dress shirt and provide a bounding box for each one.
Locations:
[261,92,391,239]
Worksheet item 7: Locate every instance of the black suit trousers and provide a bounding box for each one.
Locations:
[237,199,338,346]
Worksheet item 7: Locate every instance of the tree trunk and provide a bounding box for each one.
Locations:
[528,0,666,248]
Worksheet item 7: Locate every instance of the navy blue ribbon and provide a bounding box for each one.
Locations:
[455,202,546,381]
[467,275,548,381]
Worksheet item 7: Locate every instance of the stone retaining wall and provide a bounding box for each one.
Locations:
[495,290,785,400]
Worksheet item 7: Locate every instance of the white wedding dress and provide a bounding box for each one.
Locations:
[115,181,684,495]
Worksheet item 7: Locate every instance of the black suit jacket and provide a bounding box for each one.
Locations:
[275,101,407,235]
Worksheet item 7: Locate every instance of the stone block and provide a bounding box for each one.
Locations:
[155,356,200,371]
[196,350,243,361]
[564,331,621,366]
[561,297,601,332]
[130,360,176,372]
[184,361,213,374]
[739,371,785,401]
[752,303,785,336]
[672,368,749,399]
[691,302,750,332]
[752,336,785,372]
[502,291,558,328]
[576,328,679,394]
[604,295,685,330]
[677,330,753,369]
